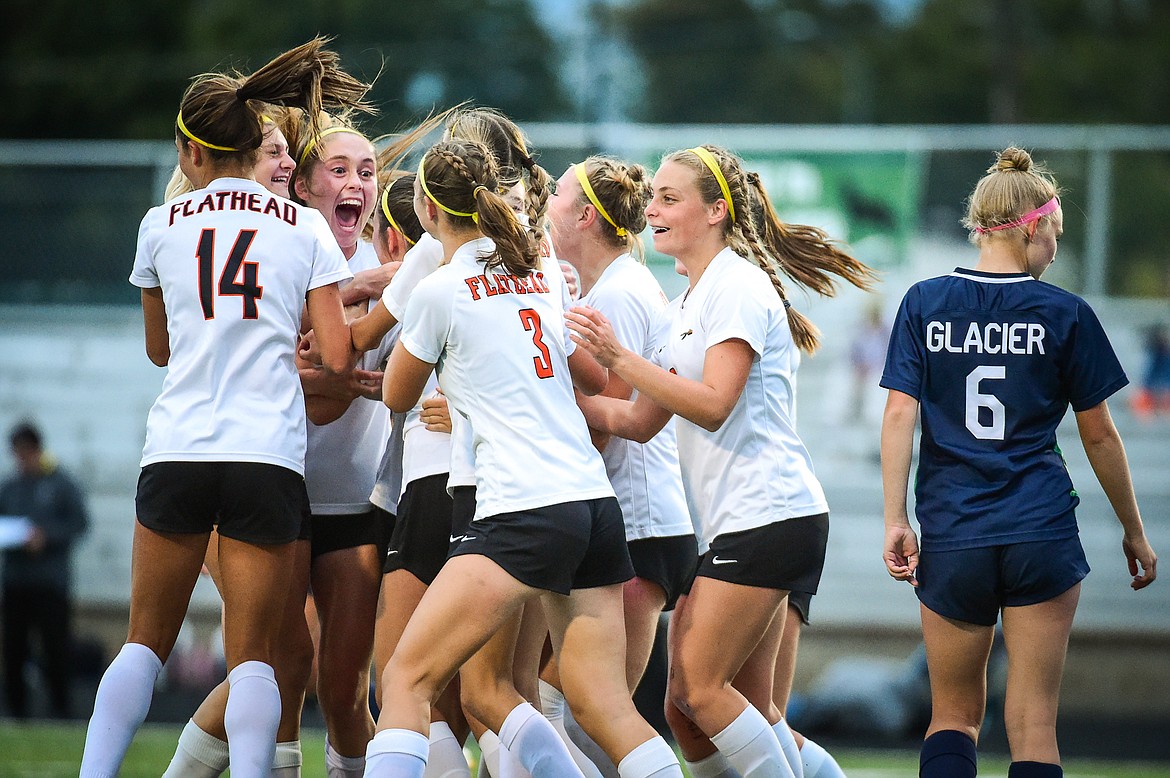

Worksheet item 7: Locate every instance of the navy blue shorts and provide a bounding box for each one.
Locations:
[136,461,309,545]
[916,535,1090,626]
[448,497,634,595]
[627,534,698,611]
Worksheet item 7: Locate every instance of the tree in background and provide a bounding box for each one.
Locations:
[615,0,1170,125]
[0,0,567,139]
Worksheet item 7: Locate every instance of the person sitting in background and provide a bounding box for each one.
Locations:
[0,421,90,719]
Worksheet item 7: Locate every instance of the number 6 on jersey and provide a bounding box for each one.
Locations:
[965,365,1005,440]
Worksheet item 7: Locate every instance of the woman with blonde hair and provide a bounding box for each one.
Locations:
[881,147,1156,778]
[568,144,873,777]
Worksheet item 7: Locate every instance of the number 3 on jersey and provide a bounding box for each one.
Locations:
[197,228,263,320]
[519,308,555,379]
[965,365,1005,440]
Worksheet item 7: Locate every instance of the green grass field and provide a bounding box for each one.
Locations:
[0,722,1166,777]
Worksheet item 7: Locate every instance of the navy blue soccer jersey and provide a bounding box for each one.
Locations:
[881,268,1128,551]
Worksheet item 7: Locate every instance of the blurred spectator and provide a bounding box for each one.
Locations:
[0,421,89,718]
[849,302,890,423]
[1132,322,1170,418]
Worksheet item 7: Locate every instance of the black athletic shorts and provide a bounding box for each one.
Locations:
[448,497,634,595]
[696,513,829,593]
[310,507,390,559]
[627,534,698,611]
[787,589,812,625]
[136,461,309,545]
[448,485,477,554]
[384,473,454,583]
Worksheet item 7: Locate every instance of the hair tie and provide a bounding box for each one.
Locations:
[974,196,1059,234]
[472,185,490,198]
[688,147,736,224]
[418,155,479,224]
[298,126,367,166]
[176,110,240,152]
[381,185,416,246]
[574,163,627,238]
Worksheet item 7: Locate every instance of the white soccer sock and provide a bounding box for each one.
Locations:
[770,719,803,778]
[710,706,793,778]
[224,660,281,778]
[800,738,846,778]
[499,701,584,777]
[479,731,502,777]
[537,680,605,778]
[617,735,683,778]
[80,642,163,778]
[365,728,429,778]
[271,740,303,777]
[325,737,367,777]
[425,721,471,777]
[684,750,740,778]
[160,719,230,778]
[478,729,531,778]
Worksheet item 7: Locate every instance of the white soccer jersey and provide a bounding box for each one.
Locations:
[400,237,614,520]
[130,177,351,475]
[446,246,575,493]
[305,242,397,514]
[381,235,454,491]
[662,247,827,548]
[582,255,693,541]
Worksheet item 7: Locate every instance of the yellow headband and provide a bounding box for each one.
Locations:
[417,155,478,224]
[298,126,367,166]
[574,163,627,238]
[381,185,416,246]
[688,146,736,224]
[176,111,239,152]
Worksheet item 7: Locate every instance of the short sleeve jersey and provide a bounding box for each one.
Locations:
[305,242,397,514]
[581,255,693,541]
[400,237,614,520]
[662,248,827,548]
[880,268,1128,551]
[130,178,351,474]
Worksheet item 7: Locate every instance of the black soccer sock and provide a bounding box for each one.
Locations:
[1008,761,1063,778]
[920,729,977,778]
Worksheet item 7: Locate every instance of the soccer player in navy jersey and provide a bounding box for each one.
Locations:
[880,147,1157,778]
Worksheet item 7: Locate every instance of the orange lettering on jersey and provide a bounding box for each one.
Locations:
[262,197,282,219]
[230,191,248,211]
[169,202,184,226]
[247,193,262,212]
[539,237,551,257]
[464,276,483,300]
[481,274,501,296]
[532,271,549,294]
[283,203,296,225]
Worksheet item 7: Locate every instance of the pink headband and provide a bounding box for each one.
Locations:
[975,196,1060,234]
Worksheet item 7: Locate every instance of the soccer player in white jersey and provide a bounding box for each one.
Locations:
[568,144,874,778]
[881,148,1157,778]
[351,106,574,777]
[364,139,684,778]
[79,39,371,778]
[291,118,398,778]
[544,154,698,766]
